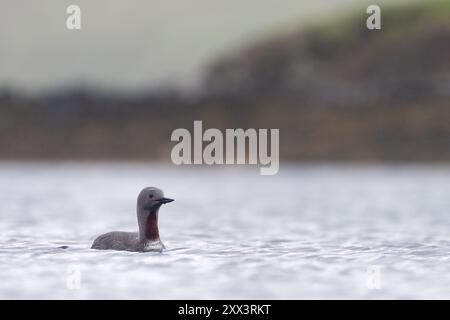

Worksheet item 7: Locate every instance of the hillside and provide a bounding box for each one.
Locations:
[0,0,449,162]
[205,0,450,105]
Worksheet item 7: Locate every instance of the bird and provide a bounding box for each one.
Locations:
[91,187,174,252]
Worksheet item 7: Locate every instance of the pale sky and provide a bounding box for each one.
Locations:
[0,0,420,94]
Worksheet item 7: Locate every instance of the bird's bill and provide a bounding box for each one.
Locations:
[158,197,174,204]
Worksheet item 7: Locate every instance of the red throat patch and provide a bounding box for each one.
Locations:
[145,211,160,240]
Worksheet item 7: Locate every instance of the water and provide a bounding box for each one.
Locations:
[1,162,450,299]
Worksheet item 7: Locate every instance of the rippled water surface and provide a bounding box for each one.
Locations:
[1,162,450,299]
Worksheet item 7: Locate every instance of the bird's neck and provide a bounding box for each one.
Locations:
[142,210,160,241]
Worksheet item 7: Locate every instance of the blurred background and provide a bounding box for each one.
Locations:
[1,0,448,162]
[1,0,450,300]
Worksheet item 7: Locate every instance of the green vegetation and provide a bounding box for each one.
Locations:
[308,0,450,45]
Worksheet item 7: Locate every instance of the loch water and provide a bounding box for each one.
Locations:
[1,162,450,299]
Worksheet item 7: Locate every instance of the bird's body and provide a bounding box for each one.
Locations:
[91,231,165,252]
[91,187,173,252]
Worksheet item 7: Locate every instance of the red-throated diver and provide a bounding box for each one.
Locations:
[91,187,174,252]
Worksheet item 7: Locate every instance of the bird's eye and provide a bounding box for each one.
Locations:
[149,194,154,199]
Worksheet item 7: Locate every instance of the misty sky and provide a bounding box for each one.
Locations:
[0,0,418,94]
